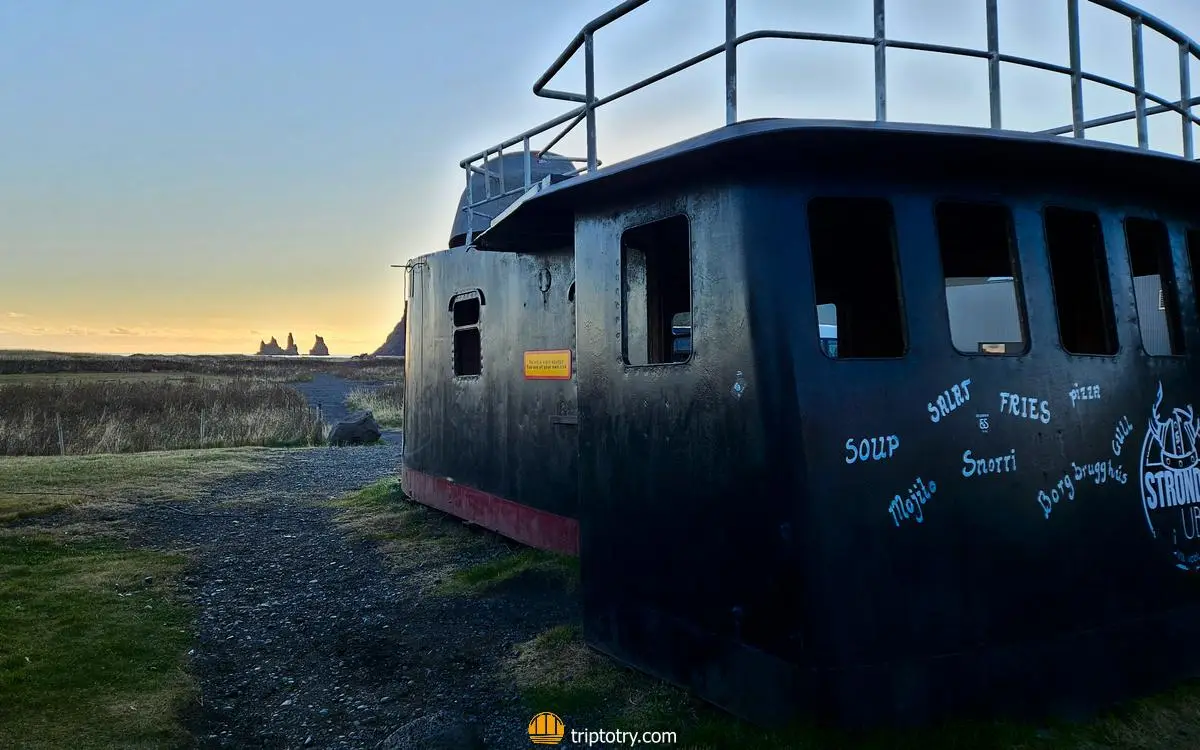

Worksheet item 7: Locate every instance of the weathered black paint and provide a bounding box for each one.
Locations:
[406,120,1200,728]
[404,244,578,522]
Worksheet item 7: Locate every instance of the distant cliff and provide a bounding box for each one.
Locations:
[255,332,304,356]
[373,303,407,357]
[309,335,329,356]
[257,336,285,355]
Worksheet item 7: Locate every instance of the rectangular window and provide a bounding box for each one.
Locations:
[453,329,481,376]
[1043,207,1118,355]
[453,296,480,327]
[621,215,691,365]
[1125,218,1185,356]
[808,198,906,359]
[451,292,483,376]
[935,202,1028,355]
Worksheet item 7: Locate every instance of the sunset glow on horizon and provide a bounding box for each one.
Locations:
[3,0,1197,356]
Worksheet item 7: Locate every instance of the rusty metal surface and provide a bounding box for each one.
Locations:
[406,119,1200,726]
[403,245,579,522]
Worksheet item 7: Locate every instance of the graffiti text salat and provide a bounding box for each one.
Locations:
[927,379,972,424]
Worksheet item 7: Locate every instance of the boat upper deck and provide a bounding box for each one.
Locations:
[454,0,1200,249]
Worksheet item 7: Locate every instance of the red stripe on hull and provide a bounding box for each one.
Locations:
[402,467,580,556]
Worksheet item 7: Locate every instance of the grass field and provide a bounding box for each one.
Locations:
[0,378,324,457]
[0,449,265,749]
[332,480,1200,750]
[0,350,404,382]
[0,371,230,384]
[344,382,405,428]
[0,449,264,524]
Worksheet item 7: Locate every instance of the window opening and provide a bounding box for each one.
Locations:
[453,296,480,327]
[935,203,1029,355]
[621,215,691,365]
[451,293,483,376]
[1125,218,1185,356]
[808,198,906,359]
[1043,208,1118,355]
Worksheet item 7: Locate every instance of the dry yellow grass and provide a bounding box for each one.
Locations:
[0,378,323,456]
[344,383,405,428]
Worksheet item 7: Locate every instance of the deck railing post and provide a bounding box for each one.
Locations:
[585,31,598,173]
[465,163,475,247]
[483,152,492,199]
[1068,0,1085,138]
[1132,17,1148,149]
[1182,43,1195,160]
[873,0,887,122]
[459,0,1200,187]
[498,145,506,193]
[725,0,737,126]
[986,0,1001,129]
[523,136,533,189]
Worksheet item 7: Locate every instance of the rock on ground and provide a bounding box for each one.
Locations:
[327,412,383,446]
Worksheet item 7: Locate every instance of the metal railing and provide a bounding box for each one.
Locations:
[459,0,1200,246]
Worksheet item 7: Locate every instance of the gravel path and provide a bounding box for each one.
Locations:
[131,440,577,749]
[290,373,384,427]
[290,374,401,447]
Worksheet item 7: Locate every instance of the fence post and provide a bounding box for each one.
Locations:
[200,410,206,444]
[56,413,65,456]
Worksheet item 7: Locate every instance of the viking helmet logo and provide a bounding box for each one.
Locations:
[1146,382,1198,472]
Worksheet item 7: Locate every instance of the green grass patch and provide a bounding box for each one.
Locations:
[510,624,684,723]
[439,548,579,595]
[508,626,1200,750]
[328,478,471,553]
[328,478,576,597]
[0,534,196,750]
[0,448,266,523]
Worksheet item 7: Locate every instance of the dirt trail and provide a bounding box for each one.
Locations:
[289,373,394,426]
[132,441,576,750]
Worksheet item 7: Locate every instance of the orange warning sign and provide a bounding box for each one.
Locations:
[524,349,572,380]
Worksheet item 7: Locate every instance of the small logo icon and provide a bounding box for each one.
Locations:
[976,413,990,433]
[528,712,565,745]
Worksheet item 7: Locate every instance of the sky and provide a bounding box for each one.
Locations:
[1,0,1198,355]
